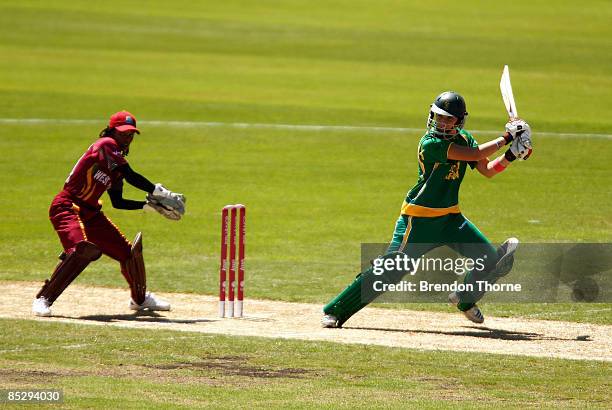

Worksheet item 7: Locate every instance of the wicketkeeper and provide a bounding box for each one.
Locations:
[322,91,532,327]
[32,111,186,316]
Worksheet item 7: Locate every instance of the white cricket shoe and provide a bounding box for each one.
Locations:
[448,292,484,324]
[321,314,340,328]
[129,292,171,311]
[32,297,51,317]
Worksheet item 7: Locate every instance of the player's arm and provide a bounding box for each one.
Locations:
[474,120,534,178]
[116,164,184,204]
[107,186,146,210]
[114,164,186,220]
[475,154,511,178]
[107,164,154,210]
[117,163,155,194]
[449,119,533,175]
[476,134,534,178]
[447,133,511,162]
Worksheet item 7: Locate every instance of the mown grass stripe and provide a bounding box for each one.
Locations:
[1,118,611,139]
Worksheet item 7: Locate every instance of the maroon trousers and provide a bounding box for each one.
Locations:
[48,193,144,304]
[49,194,132,262]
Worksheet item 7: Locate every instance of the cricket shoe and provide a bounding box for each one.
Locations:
[495,237,519,277]
[321,314,341,328]
[32,297,52,317]
[129,292,171,311]
[448,292,484,324]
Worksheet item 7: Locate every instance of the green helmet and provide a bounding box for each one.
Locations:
[427,91,468,138]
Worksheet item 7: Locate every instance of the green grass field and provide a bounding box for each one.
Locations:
[1,0,611,407]
[1,319,610,409]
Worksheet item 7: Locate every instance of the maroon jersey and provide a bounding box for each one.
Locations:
[61,137,127,210]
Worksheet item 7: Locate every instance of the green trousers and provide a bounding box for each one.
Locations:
[323,213,500,326]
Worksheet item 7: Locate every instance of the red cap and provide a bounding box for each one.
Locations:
[109,111,140,134]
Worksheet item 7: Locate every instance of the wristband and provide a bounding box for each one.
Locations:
[492,157,506,173]
[502,132,513,145]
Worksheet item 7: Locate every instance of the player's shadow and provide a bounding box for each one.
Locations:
[55,311,214,324]
[344,325,590,342]
[53,312,274,324]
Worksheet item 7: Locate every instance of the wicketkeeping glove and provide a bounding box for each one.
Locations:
[144,183,186,220]
[144,199,182,220]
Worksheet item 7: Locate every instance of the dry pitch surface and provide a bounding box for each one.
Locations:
[2,282,610,362]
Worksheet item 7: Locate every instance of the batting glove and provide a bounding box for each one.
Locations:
[505,119,531,140]
[504,131,532,161]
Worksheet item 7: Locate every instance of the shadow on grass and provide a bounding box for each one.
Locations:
[343,325,592,342]
[54,312,275,324]
[54,311,214,324]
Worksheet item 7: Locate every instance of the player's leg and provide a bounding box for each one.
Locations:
[321,251,414,328]
[125,232,169,311]
[446,216,519,298]
[443,214,518,322]
[86,213,169,311]
[34,205,102,316]
[322,215,437,328]
[493,237,520,277]
[124,232,147,306]
[82,212,137,296]
[34,241,103,316]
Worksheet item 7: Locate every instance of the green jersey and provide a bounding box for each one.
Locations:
[401,129,478,217]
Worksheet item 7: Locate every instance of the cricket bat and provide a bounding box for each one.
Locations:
[500,65,518,120]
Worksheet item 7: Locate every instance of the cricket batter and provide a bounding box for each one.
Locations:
[322,92,532,327]
[32,111,186,317]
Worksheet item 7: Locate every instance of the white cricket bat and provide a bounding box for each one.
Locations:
[500,65,518,120]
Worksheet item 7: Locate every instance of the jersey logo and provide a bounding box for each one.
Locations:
[93,169,111,188]
[445,163,460,180]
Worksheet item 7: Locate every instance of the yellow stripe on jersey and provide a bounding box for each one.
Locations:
[82,183,99,202]
[401,201,460,217]
[78,166,95,200]
[446,142,454,160]
[417,142,425,174]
